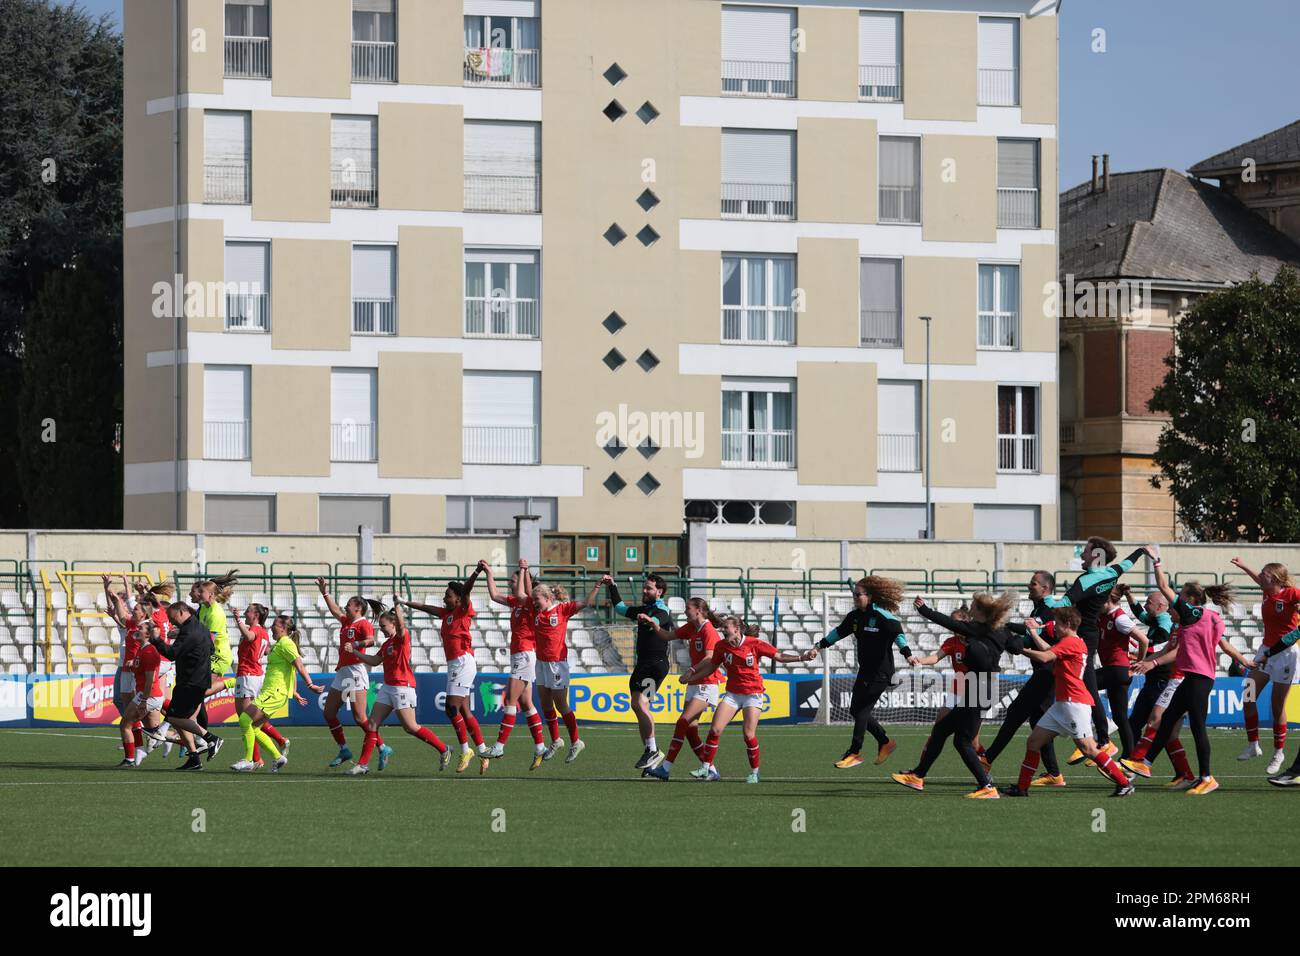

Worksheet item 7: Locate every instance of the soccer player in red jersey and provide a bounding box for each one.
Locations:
[344,597,451,776]
[910,630,986,770]
[317,577,389,770]
[117,621,165,769]
[640,597,724,781]
[103,576,151,764]
[531,577,606,765]
[227,603,274,770]
[1001,606,1135,798]
[678,616,807,783]
[480,559,549,770]
[1230,558,1300,773]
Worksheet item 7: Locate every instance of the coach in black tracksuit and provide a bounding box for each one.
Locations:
[607,575,674,770]
[150,602,220,770]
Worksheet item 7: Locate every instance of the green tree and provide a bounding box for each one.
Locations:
[1150,267,1300,541]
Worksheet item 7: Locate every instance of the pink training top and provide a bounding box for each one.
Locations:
[1172,601,1223,679]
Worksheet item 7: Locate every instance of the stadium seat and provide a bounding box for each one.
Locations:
[571,629,592,649]
[667,597,686,614]
[493,648,510,667]
[7,662,26,675]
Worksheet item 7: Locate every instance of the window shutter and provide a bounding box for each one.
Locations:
[353,0,393,13]
[464,121,540,179]
[722,5,795,63]
[860,259,900,314]
[722,129,794,185]
[858,12,899,65]
[978,17,1018,70]
[331,369,376,425]
[351,245,394,300]
[205,495,274,533]
[465,0,538,16]
[319,497,389,533]
[224,242,267,290]
[974,504,1039,541]
[879,137,919,188]
[203,366,249,422]
[998,140,1038,188]
[463,371,538,427]
[877,381,918,433]
[205,111,250,167]
[868,504,929,540]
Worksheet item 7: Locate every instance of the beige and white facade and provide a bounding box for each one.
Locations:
[123,0,1061,540]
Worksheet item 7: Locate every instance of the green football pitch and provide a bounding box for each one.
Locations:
[0,725,1290,866]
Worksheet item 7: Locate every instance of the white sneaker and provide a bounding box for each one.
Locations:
[565,739,586,764]
[543,740,563,761]
[272,756,288,773]
[487,743,505,758]
[345,763,370,776]
[230,759,257,773]
[133,751,147,767]
[1238,741,1263,761]
[1267,749,1287,775]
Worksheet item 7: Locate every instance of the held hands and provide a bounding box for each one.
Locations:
[519,558,529,571]
[1131,659,1153,676]
[599,574,613,586]
[801,648,818,661]
[913,596,926,609]
[476,559,489,573]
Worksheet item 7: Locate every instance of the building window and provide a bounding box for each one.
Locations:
[204,111,251,204]
[997,385,1039,474]
[320,496,389,533]
[224,0,270,79]
[205,494,275,532]
[974,503,1040,541]
[721,129,795,221]
[721,4,796,98]
[878,136,920,224]
[722,255,794,344]
[464,249,540,338]
[860,258,902,347]
[224,241,269,331]
[352,0,396,83]
[464,121,541,213]
[685,500,796,526]
[722,379,794,469]
[330,368,377,463]
[978,16,1019,106]
[978,263,1019,349]
[203,366,250,461]
[463,371,540,465]
[858,11,901,101]
[997,139,1039,228]
[464,10,540,88]
[877,380,920,473]
[447,496,556,533]
[331,115,378,208]
[351,245,395,335]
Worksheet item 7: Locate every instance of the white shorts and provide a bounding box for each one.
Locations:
[132,693,164,714]
[447,653,477,697]
[1038,700,1094,740]
[1262,645,1300,685]
[159,660,175,686]
[331,663,370,698]
[115,669,135,697]
[1155,675,1184,710]
[721,691,766,712]
[233,675,264,699]
[537,660,570,690]
[684,683,720,707]
[376,684,418,711]
[510,650,537,684]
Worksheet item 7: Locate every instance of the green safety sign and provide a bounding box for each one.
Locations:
[625,546,638,562]
[585,546,600,561]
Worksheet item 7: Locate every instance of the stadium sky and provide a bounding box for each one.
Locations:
[61,0,1299,191]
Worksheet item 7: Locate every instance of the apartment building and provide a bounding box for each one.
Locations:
[123,0,1061,540]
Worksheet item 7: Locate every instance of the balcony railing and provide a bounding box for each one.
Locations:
[225,292,268,331]
[978,68,1018,106]
[878,432,920,472]
[997,187,1039,229]
[224,35,270,79]
[721,429,795,469]
[353,298,395,335]
[723,307,794,345]
[204,163,250,204]
[352,40,396,83]
[331,165,378,208]
[859,63,901,101]
[721,182,795,221]
[879,185,920,223]
[463,425,538,465]
[464,47,540,88]
[464,174,540,213]
[860,309,902,348]
[464,297,540,338]
[204,420,249,461]
[721,59,795,98]
[998,435,1039,473]
[978,313,1018,350]
[1060,422,1079,444]
[331,422,376,462]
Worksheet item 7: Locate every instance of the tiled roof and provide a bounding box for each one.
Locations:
[1189,120,1300,176]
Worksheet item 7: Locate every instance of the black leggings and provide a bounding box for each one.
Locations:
[1148,673,1214,779]
[914,705,989,787]
[1098,665,1134,757]
[1128,672,1168,738]
[985,667,1059,775]
[847,677,891,753]
[1081,645,1109,744]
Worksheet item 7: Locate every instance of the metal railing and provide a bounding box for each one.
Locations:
[331,422,376,462]
[878,185,920,223]
[860,309,902,347]
[858,63,900,101]
[203,163,250,204]
[352,40,396,83]
[1060,422,1079,444]
[978,67,1018,106]
[224,35,270,78]
[464,174,540,213]
[204,420,249,461]
[722,429,795,469]
[721,181,795,221]
[463,47,540,88]
[722,307,795,345]
[721,58,795,97]
[463,425,538,465]
[352,298,395,335]
[225,292,268,331]
[331,165,378,208]
[997,187,1039,228]
[464,297,540,338]
[977,313,1018,350]
[878,432,920,472]
[997,434,1039,473]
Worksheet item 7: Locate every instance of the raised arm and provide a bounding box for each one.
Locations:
[390,594,405,634]
[316,577,344,620]
[1229,557,1263,589]
[571,575,609,612]
[913,597,978,639]
[518,561,533,600]
[1152,560,1177,605]
[463,564,483,594]
[229,606,253,642]
[401,598,443,616]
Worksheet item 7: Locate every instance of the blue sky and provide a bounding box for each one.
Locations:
[61,0,1299,189]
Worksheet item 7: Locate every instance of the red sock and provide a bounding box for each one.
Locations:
[262,722,286,746]
[1166,738,1193,778]
[562,710,580,743]
[545,706,561,743]
[1245,704,1260,743]
[666,717,691,763]
[123,735,136,761]
[686,725,705,759]
[525,710,545,745]
[1094,750,1129,786]
[375,731,385,748]
[497,711,517,745]
[359,730,379,766]
[132,725,144,748]
[416,726,447,753]
[744,735,760,770]
[1131,728,1155,763]
[702,730,721,764]
[465,713,484,747]
[252,740,261,763]
[1017,749,1041,790]
[328,720,347,746]
[1274,723,1287,752]
[450,712,468,745]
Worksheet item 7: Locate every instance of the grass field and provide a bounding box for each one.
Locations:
[0,724,1291,866]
